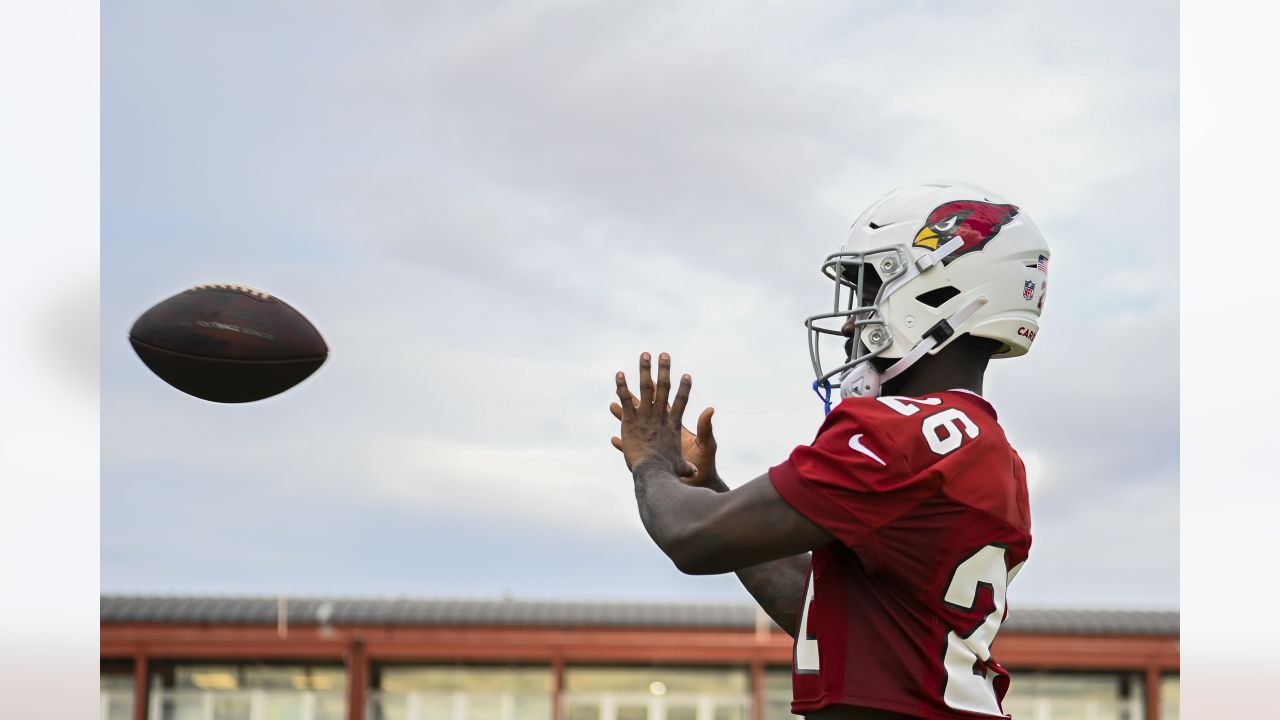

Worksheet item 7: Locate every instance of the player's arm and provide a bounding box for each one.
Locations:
[732,555,812,638]
[631,464,830,576]
[613,353,832,589]
[696,475,813,637]
[612,395,812,637]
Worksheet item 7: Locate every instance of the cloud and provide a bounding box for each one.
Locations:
[362,434,641,537]
[102,0,1177,606]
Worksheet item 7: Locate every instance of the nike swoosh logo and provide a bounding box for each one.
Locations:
[848,433,886,466]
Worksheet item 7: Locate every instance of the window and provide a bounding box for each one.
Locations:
[151,663,346,720]
[1001,671,1145,720]
[561,666,750,720]
[761,668,800,720]
[1160,674,1179,720]
[101,673,135,720]
[372,665,552,720]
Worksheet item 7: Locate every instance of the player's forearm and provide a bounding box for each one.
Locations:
[632,460,724,573]
[733,554,809,637]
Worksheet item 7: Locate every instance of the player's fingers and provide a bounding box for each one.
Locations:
[609,402,623,420]
[611,436,623,452]
[638,353,654,410]
[615,372,637,417]
[697,407,717,448]
[654,353,672,410]
[670,373,692,427]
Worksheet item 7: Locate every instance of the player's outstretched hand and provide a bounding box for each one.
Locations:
[612,352,698,478]
[611,400,718,488]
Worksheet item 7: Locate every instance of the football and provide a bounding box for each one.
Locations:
[129,283,328,403]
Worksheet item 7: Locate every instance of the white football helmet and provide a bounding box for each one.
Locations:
[806,181,1050,405]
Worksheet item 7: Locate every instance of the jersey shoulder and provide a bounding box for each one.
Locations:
[823,390,1008,474]
[799,395,918,488]
[773,390,1025,549]
[883,391,1029,533]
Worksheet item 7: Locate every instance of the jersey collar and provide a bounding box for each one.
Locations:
[942,388,998,420]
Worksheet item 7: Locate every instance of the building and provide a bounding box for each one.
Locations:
[100,596,1179,720]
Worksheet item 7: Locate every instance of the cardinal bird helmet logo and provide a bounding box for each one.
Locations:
[912,200,1019,264]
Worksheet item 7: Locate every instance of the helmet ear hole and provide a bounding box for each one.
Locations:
[915,286,961,308]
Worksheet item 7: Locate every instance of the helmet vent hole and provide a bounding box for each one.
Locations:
[915,286,961,308]
[868,222,883,229]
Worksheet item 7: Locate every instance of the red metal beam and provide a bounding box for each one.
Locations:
[101,622,1178,673]
[101,624,790,664]
[995,633,1179,671]
[347,635,368,720]
[1144,665,1161,720]
[551,656,565,720]
[132,653,148,720]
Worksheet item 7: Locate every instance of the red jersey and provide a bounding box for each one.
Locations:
[769,390,1031,719]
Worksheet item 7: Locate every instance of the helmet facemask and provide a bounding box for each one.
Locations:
[804,245,911,402]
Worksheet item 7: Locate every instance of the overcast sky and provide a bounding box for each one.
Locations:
[101,0,1177,609]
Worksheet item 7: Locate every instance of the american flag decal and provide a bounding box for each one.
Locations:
[1036,254,1049,273]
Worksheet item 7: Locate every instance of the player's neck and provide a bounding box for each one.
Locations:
[881,347,989,397]
[885,371,983,397]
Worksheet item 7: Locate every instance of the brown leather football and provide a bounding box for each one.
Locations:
[129,284,328,403]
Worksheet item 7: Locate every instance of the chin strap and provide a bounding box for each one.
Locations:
[836,294,990,401]
[812,378,834,415]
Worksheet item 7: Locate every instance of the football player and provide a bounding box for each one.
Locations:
[609,182,1049,720]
